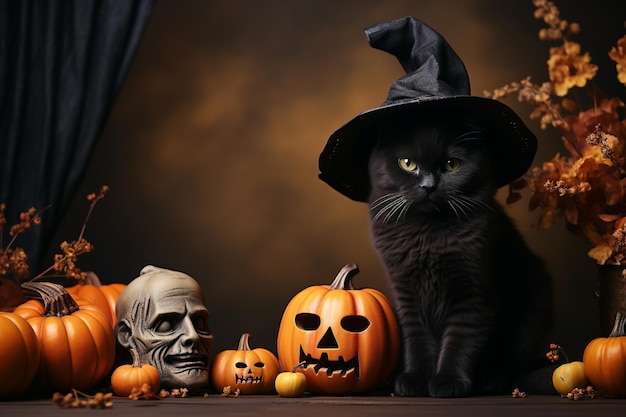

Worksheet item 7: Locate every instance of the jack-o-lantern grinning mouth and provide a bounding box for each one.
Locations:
[299,346,359,377]
[235,375,263,384]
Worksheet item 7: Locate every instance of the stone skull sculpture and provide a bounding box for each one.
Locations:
[115,265,213,390]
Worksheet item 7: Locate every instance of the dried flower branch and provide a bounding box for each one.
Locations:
[0,205,49,281]
[52,389,114,409]
[79,185,109,242]
[0,185,109,284]
[484,0,626,266]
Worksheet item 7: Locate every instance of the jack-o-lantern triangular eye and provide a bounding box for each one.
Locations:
[295,313,321,331]
[341,315,370,332]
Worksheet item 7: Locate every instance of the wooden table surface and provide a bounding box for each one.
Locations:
[2,394,626,417]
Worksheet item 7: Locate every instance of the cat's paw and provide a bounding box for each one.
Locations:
[393,372,430,397]
[428,374,473,398]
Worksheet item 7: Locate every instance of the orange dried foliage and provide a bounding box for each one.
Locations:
[484,0,626,266]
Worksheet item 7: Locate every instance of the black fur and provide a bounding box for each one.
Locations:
[367,110,553,397]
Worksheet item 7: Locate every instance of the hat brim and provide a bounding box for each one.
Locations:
[318,96,537,202]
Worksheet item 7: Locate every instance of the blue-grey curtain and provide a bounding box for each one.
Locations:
[0,0,154,274]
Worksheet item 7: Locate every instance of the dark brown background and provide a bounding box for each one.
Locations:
[47,0,626,358]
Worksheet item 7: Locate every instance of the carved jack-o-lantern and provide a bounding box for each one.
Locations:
[211,333,280,394]
[277,264,400,395]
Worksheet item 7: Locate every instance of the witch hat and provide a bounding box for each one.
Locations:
[318,16,537,202]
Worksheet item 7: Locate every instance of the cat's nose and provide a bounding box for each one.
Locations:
[418,173,437,192]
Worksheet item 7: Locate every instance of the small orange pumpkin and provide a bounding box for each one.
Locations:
[66,272,126,326]
[211,333,281,394]
[277,263,400,395]
[0,312,40,397]
[14,282,116,392]
[583,312,626,396]
[111,348,160,397]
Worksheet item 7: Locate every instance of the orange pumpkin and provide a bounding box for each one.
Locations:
[211,333,281,394]
[14,282,116,392]
[277,263,400,395]
[0,312,40,397]
[583,312,626,396]
[66,272,126,326]
[111,348,161,397]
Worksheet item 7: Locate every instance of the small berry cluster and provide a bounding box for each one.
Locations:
[546,343,568,363]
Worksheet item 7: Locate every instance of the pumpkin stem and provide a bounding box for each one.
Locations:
[82,271,103,287]
[237,332,252,351]
[21,281,80,316]
[329,263,359,290]
[291,360,306,373]
[130,348,143,368]
[609,311,626,337]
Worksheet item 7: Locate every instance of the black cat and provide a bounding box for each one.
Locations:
[367,109,553,397]
[317,16,555,397]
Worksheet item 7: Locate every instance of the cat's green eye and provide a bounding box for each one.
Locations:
[443,158,461,172]
[398,158,418,172]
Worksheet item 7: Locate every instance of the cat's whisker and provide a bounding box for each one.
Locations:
[447,199,468,221]
[370,194,397,222]
[380,199,405,225]
[456,193,495,212]
[370,193,402,209]
[396,201,412,224]
[372,199,399,224]
[446,201,461,220]
[447,192,495,220]
[385,199,408,225]
[371,193,409,225]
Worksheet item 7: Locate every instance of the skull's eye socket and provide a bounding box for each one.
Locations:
[295,313,321,331]
[192,314,211,334]
[235,362,247,369]
[154,314,180,333]
[341,315,371,332]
